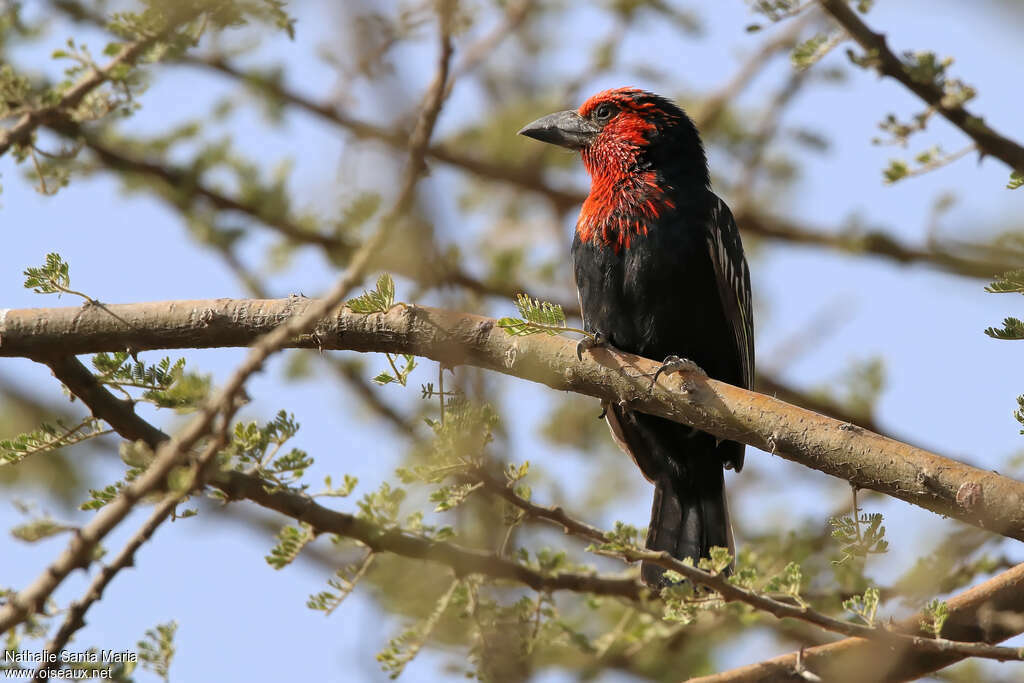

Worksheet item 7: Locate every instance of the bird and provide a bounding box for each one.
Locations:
[518,88,754,587]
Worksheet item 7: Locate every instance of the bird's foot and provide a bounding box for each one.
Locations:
[647,355,706,394]
[575,331,607,361]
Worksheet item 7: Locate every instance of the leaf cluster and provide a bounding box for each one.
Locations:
[22,252,72,296]
[1,418,106,466]
[265,523,314,570]
[223,410,311,490]
[92,352,210,410]
[829,511,889,565]
[137,620,178,683]
[498,294,585,338]
[346,273,396,314]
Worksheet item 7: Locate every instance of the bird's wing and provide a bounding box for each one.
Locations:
[706,195,754,390]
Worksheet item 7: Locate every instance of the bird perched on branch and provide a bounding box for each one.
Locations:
[519,88,754,586]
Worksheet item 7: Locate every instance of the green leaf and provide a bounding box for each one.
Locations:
[346,273,396,314]
[843,586,881,626]
[22,252,70,295]
[498,294,580,337]
[265,523,313,569]
[765,562,804,603]
[791,34,829,70]
[377,579,461,678]
[829,511,889,564]
[1007,171,1023,190]
[921,599,949,637]
[137,621,177,683]
[92,353,208,411]
[269,448,313,478]
[11,517,72,543]
[80,484,122,510]
[883,159,909,184]
[222,410,305,487]
[429,482,482,512]
[1,419,105,465]
[357,482,406,527]
[373,353,417,387]
[984,317,1024,340]
[985,269,1024,294]
[697,546,733,575]
[320,474,358,498]
[307,553,374,616]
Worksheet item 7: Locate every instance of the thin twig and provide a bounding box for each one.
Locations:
[478,464,1024,664]
[33,417,233,679]
[0,13,456,635]
[0,7,202,157]
[817,0,1024,173]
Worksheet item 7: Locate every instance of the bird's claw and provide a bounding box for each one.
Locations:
[575,332,606,361]
[648,355,706,394]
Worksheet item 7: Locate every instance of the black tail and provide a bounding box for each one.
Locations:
[641,463,733,588]
[603,404,737,587]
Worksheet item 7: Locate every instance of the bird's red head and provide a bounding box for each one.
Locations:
[519,88,709,251]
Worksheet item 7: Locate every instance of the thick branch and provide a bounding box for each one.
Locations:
[4,299,1023,539]
[0,18,456,634]
[38,358,1024,671]
[38,356,645,602]
[818,0,1024,173]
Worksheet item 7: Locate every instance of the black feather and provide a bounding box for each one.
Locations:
[570,100,753,585]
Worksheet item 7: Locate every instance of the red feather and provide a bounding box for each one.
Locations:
[575,88,679,252]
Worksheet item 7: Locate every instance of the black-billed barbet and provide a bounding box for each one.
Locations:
[519,88,754,586]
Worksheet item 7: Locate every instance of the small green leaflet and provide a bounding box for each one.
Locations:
[347,273,395,314]
[498,294,576,336]
[984,317,1024,340]
[373,354,417,386]
[1008,170,1023,190]
[985,269,1024,295]
[23,252,70,295]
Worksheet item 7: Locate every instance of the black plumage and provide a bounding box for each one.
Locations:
[520,88,754,586]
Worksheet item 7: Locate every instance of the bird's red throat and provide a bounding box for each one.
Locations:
[578,143,675,252]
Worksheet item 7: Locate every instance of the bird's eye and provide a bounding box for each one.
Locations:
[593,103,615,121]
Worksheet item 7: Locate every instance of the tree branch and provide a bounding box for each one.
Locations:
[36,356,647,603]
[0,12,456,634]
[4,299,1023,540]
[33,420,230,680]
[34,357,1024,672]
[694,559,1024,682]
[175,57,1023,279]
[473,464,1024,665]
[817,0,1024,173]
[737,210,1024,280]
[0,7,200,157]
[45,1,1023,278]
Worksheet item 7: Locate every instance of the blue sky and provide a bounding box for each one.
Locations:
[2,1,1023,681]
